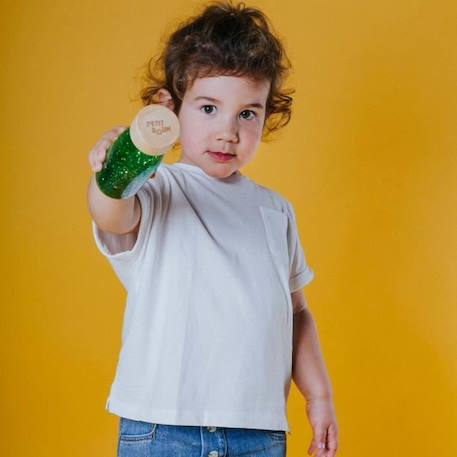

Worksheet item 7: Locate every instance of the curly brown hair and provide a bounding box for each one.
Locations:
[139,0,294,140]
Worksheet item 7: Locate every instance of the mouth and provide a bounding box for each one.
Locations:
[207,151,237,162]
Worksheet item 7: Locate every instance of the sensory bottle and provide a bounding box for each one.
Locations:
[96,104,180,199]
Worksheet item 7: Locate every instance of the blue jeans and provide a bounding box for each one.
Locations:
[117,417,287,457]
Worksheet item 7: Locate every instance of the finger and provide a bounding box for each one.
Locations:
[317,441,327,457]
[97,146,108,162]
[97,138,112,150]
[110,125,127,132]
[88,151,95,168]
[104,126,127,141]
[323,446,337,457]
[98,126,126,149]
[89,150,100,171]
[90,155,101,172]
[309,440,326,456]
[95,140,112,161]
[324,423,338,456]
[309,427,327,457]
[308,441,315,456]
[308,440,318,456]
[113,125,128,134]
[90,142,108,162]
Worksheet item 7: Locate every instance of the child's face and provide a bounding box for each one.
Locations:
[177,75,270,178]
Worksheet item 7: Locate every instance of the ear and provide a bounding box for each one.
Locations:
[155,88,175,112]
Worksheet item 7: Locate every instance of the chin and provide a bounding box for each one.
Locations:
[208,167,236,179]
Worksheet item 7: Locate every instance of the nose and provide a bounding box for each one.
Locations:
[216,117,239,143]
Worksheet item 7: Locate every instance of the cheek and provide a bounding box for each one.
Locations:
[242,122,263,145]
[178,111,194,140]
[178,118,206,150]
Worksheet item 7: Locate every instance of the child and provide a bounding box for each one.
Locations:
[87,1,338,456]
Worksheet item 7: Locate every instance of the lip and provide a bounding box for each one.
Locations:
[208,150,236,155]
[207,151,237,162]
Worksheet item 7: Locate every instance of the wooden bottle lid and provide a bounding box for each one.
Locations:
[130,104,180,155]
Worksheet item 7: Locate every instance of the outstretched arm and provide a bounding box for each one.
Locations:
[87,126,141,235]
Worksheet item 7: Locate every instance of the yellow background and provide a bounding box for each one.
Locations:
[1,0,456,455]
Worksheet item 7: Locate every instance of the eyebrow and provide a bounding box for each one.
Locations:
[193,96,265,110]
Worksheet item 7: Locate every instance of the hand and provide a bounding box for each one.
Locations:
[88,126,128,173]
[88,125,158,179]
[306,397,339,457]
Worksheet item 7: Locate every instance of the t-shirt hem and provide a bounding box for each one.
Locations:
[105,396,292,433]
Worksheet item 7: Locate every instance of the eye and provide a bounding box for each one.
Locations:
[240,110,257,120]
[200,105,217,115]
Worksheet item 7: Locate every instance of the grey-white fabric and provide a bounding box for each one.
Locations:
[92,162,314,432]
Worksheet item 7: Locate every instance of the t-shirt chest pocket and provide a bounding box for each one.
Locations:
[259,206,289,275]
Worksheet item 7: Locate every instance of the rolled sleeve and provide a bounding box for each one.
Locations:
[91,183,154,290]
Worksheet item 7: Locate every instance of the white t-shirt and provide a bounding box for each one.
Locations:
[92,162,314,432]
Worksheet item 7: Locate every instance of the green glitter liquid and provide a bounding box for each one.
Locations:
[95,128,163,199]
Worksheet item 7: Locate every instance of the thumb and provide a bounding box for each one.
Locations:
[308,427,327,456]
